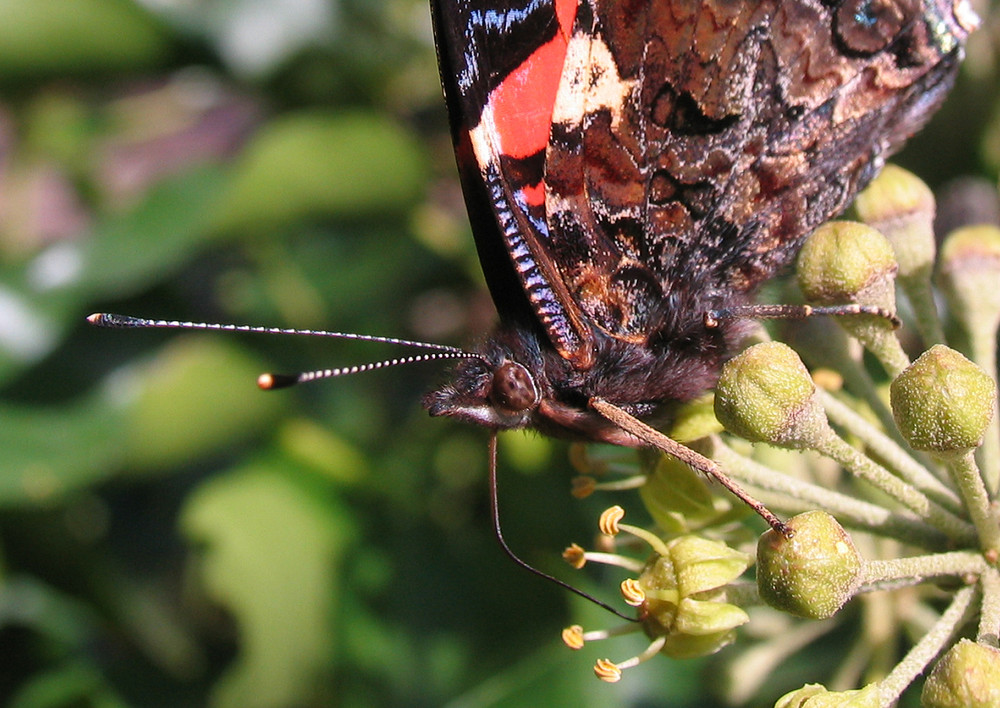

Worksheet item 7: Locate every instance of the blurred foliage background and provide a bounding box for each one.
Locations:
[1,1,999,706]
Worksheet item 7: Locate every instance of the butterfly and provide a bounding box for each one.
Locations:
[423,0,973,454]
[90,0,975,610]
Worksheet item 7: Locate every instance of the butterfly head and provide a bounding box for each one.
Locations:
[423,325,548,431]
[422,323,690,447]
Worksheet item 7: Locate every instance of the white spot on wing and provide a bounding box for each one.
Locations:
[552,32,635,132]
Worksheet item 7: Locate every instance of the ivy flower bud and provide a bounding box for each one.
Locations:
[854,165,936,283]
[756,511,862,619]
[796,221,904,370]
[797,221,897,310]
[890,345,996,456]
[938,225,1000,337]
[714,342,828,448]
[854,166,944,345]
[775,683,882,707]
[639,453,729,535]
[921,639,1000,708]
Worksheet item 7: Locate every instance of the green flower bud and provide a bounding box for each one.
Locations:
[890,345,996,455]
[938,225,1000,335]
[639,536,750,602]
[667,393,723,443]
[921,639,1000,708]
[757,511,862,619]
[796,222,905,371]
[639,454,727,535]
[659,622,743,660]
[854,165,936,282]
[776,683,882,708]
[672,597,750,636]
[855,166,944,345]
[669,535,751,596]
[715,342,829,447]
[797,221,898,310]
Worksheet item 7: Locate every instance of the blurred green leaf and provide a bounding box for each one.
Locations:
[0,0,170,79]
[0,394,126,507]
[181,461,353,708]
[0,575,102,647]
[79,166,230,297]
[9,663,128,708]
[213,111,428,232]
[276,416,370,484]
[0,167,230,382]
[122,336,285,473]
[498,429,553,475]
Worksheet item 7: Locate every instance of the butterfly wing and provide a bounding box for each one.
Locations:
[543,0,973,342]
[432,0,974,366]
[431,0,599,368]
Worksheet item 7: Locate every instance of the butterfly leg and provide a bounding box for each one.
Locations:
[589,397,792,538]
[704,303,901,329]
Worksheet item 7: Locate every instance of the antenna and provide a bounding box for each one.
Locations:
[87,313,475,353]
[87,313,484,388]
[257,351,478,390]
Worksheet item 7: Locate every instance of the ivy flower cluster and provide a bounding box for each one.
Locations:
[561,166,1000,706]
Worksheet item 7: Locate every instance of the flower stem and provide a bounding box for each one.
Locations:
[969,326,1000,495]
[878,585,978,703]
[860,551,987,589]
[721,619,837,704]
[795,323,902,440]
[946,451,1000,554]
[816,433,976,542]
[864,329,910,379]
[710,440,957,548]
[898,273,947,348]
[978,566,1000,647]
[819,389,961,512]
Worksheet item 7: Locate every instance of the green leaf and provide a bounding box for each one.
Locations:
[181,462,354,708]
[9,663,128,708]
[212,111,428,232]
[121,336,285,473]
[0,394,126,507]
[79,166,229,298]
[0,0,170,78]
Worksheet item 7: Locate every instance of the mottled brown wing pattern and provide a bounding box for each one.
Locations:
[543,0,973,347]
[424,0,972,440]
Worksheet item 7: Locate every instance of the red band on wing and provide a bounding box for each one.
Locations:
[490,0,576,162]
[520,180,546,207]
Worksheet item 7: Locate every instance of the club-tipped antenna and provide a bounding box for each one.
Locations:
[257,350,477,390]
[88,313,474,353]
[87,313,485,389]
[88,312,634,616]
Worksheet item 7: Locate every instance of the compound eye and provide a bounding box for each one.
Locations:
[489,362,539,414]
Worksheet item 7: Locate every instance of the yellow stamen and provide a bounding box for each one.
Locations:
[562,625,585,649]
[621,578,645,606]
[599,505,625,535]
[596,636,668,682]
[594,658,622,682]
[562,543,586,569]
